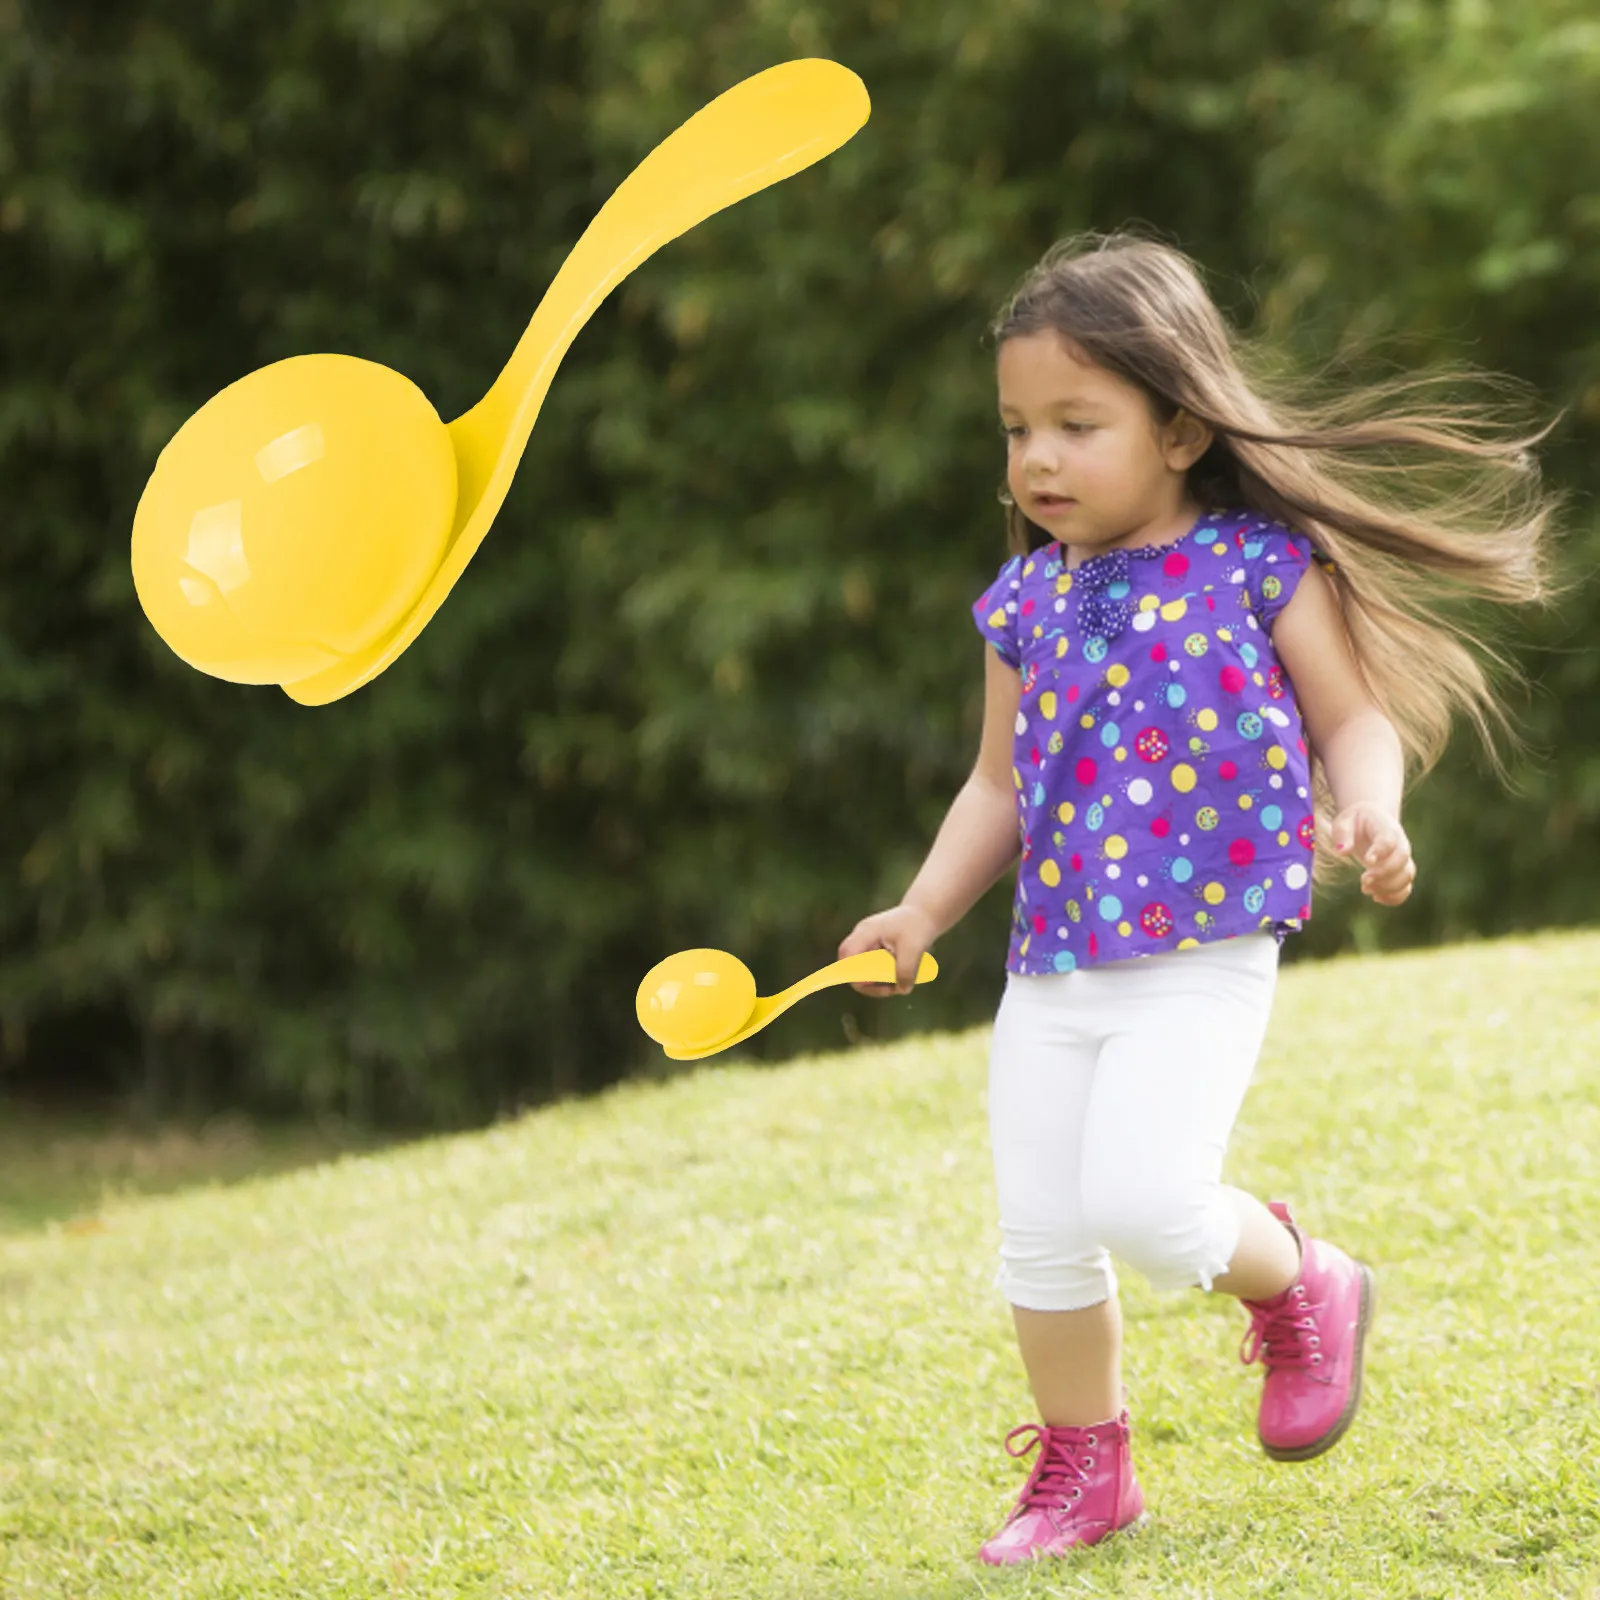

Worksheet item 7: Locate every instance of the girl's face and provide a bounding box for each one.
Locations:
[997,330,1209,553]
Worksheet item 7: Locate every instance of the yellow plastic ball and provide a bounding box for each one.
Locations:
[131,353,457,685]
[635,949,758,1052]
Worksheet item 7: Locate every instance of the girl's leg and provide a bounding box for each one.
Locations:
[1011,1297,1124,1428]
[1209,1188,1301,1301]
[1078,934,1285,1299]
[987,972,1122,1428]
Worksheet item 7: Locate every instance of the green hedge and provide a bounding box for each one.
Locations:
[1,0,1595,1124]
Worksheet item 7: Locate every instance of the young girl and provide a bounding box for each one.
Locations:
[838,229,1568,1565]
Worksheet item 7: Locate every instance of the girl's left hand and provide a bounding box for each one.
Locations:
[1331,803,1416,905]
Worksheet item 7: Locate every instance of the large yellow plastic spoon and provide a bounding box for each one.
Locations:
[636,947,939,1061]
[130,59,870,703]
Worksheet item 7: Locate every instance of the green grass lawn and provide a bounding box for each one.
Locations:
[2,929,1598,1599]
[0,1109,388,1237]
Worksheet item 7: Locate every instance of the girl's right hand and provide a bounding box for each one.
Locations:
[838,905,940,996]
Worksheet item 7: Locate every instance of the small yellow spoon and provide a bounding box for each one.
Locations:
[130,59,870,702]
[636,947,939,1060]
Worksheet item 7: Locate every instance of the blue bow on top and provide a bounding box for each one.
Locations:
[1074,547,1133,641]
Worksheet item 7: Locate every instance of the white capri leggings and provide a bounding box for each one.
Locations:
[988,931,1280,1312]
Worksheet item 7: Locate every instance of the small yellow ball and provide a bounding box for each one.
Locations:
[636,949,757,1051]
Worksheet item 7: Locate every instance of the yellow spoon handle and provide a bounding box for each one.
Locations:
[444,57,868,572]
[462,59,869,462]
[785,948,939,1005]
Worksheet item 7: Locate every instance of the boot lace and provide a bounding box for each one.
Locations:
[1239,1280,1326,1372]
[1003,1423,1097,1519]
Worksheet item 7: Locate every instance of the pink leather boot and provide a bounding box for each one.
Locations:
[978,1397,1149,1564]
[1240,1199,1378,1461]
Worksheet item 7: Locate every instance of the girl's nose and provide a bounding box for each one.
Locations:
[1021,435,1060,472]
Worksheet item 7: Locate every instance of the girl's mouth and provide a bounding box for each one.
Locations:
[1033,495,1074,512]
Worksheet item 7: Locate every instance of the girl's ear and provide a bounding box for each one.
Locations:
[1168,407,1213,469]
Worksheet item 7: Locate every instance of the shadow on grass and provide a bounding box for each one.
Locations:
[0,1096,404,1236]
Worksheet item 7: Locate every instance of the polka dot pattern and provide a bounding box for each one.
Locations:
[973,508,1322,973]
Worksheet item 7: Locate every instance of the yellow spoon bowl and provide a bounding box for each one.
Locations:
[130,59,871,701]
[636,947,939,1061]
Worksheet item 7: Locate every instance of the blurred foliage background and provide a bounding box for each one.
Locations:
[0,0,1595,1129]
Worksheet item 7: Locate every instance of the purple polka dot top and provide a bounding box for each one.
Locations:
[970,506,1329,974]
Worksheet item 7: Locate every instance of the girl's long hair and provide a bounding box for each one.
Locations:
[988,227,1577,888]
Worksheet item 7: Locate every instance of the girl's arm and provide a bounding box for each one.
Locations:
[1271,563,1416,904]
[841,646,1023,994]
[900,645,1024,940]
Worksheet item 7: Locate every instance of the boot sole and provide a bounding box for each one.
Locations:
[977,1509,1154,1565]
[1260,1260,1377,1463]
